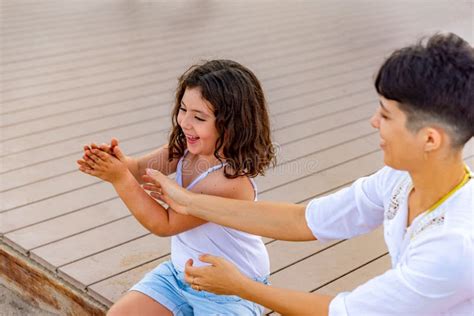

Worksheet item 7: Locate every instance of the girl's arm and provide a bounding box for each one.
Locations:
[133,145,178,183]
[80,138,178,184]
[80,149,204,237]
[113,171,205,236]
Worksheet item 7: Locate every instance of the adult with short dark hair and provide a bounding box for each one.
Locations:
[144,33,474,315]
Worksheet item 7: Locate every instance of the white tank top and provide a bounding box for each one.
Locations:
[171,152,270,279]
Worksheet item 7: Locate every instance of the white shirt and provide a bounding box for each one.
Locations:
[306,167,474,316]
[171,153,270,279]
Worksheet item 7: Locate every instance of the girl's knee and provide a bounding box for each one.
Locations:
[106,303,125,316]
[106,293,173,316]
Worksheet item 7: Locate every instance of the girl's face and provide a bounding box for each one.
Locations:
[370,96,425,171]
[177,87,220,158]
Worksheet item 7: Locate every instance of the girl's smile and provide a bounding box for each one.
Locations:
[185,134,200,145]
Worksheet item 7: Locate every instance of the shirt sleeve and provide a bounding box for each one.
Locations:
[305,167,392,242]
[329,231,474,316]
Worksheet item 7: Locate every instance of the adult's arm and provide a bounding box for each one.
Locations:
[190,195,314,241]
[185,230,473,316]
[144,167,394,241]
[185,254,333,315]
[143,169,315,241]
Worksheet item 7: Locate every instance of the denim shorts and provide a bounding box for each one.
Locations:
[130,260,268,316]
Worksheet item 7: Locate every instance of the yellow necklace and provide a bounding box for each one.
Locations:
[409,164,472,240]
[425,164,472,214]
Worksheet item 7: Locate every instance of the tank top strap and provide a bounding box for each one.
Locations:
[176,150,258,199]
[175,150,189,187]
[249,178,258,201]
[187,162,227,190]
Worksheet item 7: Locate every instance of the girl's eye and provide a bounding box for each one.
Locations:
[381,114,388,119]
[179,107,187,112]
[195,117,206,122]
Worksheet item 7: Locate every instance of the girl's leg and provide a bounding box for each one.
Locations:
[107,291,172,316]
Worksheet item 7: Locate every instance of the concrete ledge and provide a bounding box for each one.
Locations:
[0,242,107,316]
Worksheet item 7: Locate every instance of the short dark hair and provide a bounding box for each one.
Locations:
[375,33,474,148]
[168,60,276,178]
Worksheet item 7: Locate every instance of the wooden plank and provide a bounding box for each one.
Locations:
[58,234,168,290]
[0,5,346,76]
[268,255,391,315]
[0,243,107,315]
[269,228,386,292]
[274,108,373,147]
[260,143,383,202]
[0,1,400,70]
[1,39,384,110]
[1,4,200,45]
[29,217,148,271]
[1,14,386,98]
[266,240,342,275]
[1,4,254,63]
[258,129,378,193]
[4,199,129,251]
[0,27,385,98]
[272,91,375,130]
[315,254,391,296]
[0,8,430,119]
[0,181,117,237]
[87,257,168,306]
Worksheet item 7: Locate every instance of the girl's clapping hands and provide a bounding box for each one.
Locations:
[78,146,129,184]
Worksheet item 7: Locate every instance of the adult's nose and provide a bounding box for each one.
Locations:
[370,112,380,129]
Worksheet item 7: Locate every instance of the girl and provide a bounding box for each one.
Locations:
[77,60,276,316]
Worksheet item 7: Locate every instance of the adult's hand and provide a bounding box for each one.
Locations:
[184,255,248,296]
[142,169,193,215]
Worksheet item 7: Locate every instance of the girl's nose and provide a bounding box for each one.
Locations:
[180,113,192,130]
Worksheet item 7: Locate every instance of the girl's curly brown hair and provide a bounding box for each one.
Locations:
[168,60,276,178]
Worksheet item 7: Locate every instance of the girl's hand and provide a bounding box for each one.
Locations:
[86,137,119,155]
[77,138,121,171]
[78,148,129,184]
[142,169,193,215]
[184,255,248,296]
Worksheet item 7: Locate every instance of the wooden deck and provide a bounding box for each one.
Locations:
[1,0,472,314]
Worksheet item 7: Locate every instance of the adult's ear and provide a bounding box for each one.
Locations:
[422,126,443,152]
